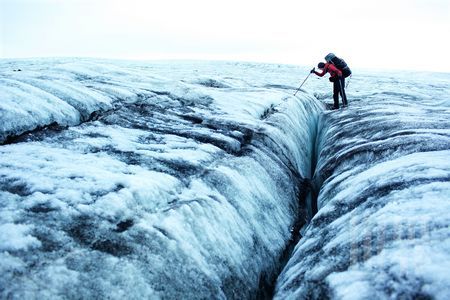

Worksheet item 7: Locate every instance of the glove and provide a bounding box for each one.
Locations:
[310,68,315,73]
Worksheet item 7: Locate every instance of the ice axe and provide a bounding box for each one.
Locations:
[293,68,314,96]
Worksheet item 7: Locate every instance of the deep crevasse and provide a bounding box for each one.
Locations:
[0,59,323,299]
[274,80,450,299]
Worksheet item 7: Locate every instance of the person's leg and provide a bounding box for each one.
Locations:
[339,77,348,106]
[333,80,339,109]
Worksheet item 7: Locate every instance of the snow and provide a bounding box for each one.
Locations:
[1,58,450,299]
[0,223,41,251]
[274,68,450,299]
[0,58,322,298]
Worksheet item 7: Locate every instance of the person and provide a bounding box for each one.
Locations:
[311,61,348,109]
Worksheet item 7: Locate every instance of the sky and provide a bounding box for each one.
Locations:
[1,0,449,72]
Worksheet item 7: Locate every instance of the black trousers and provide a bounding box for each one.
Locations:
[333,77,348,109]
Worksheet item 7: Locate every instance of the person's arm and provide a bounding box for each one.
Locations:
[314,65,328,77]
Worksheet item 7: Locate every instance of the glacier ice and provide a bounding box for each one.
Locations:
[1,58,450,299]
[274,70,450,299]
[0,59,322,298]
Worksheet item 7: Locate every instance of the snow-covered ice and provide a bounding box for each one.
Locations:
[0,58,321,299]
[1,58,450,299]
[274,68,450,299]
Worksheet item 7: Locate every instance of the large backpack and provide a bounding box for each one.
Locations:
[325,53,352,78]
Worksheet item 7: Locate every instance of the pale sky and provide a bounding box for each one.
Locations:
[1,0,449,72]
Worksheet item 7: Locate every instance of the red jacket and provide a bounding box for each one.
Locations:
[314,63,342,78]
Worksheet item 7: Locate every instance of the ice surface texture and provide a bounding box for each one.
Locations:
[1,58,450,299]
[0,59,322,299]
[275,72,450,299]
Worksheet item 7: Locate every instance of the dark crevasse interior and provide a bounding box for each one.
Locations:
[259,104,325,299]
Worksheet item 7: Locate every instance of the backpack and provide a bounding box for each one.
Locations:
[325,53,352,78]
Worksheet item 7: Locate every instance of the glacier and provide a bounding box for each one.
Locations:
[1,58,449,299]
[274,70,450,299]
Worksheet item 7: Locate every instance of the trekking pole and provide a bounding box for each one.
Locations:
[293,71,312,96]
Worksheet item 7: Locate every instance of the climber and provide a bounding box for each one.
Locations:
[311,61,348,109]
